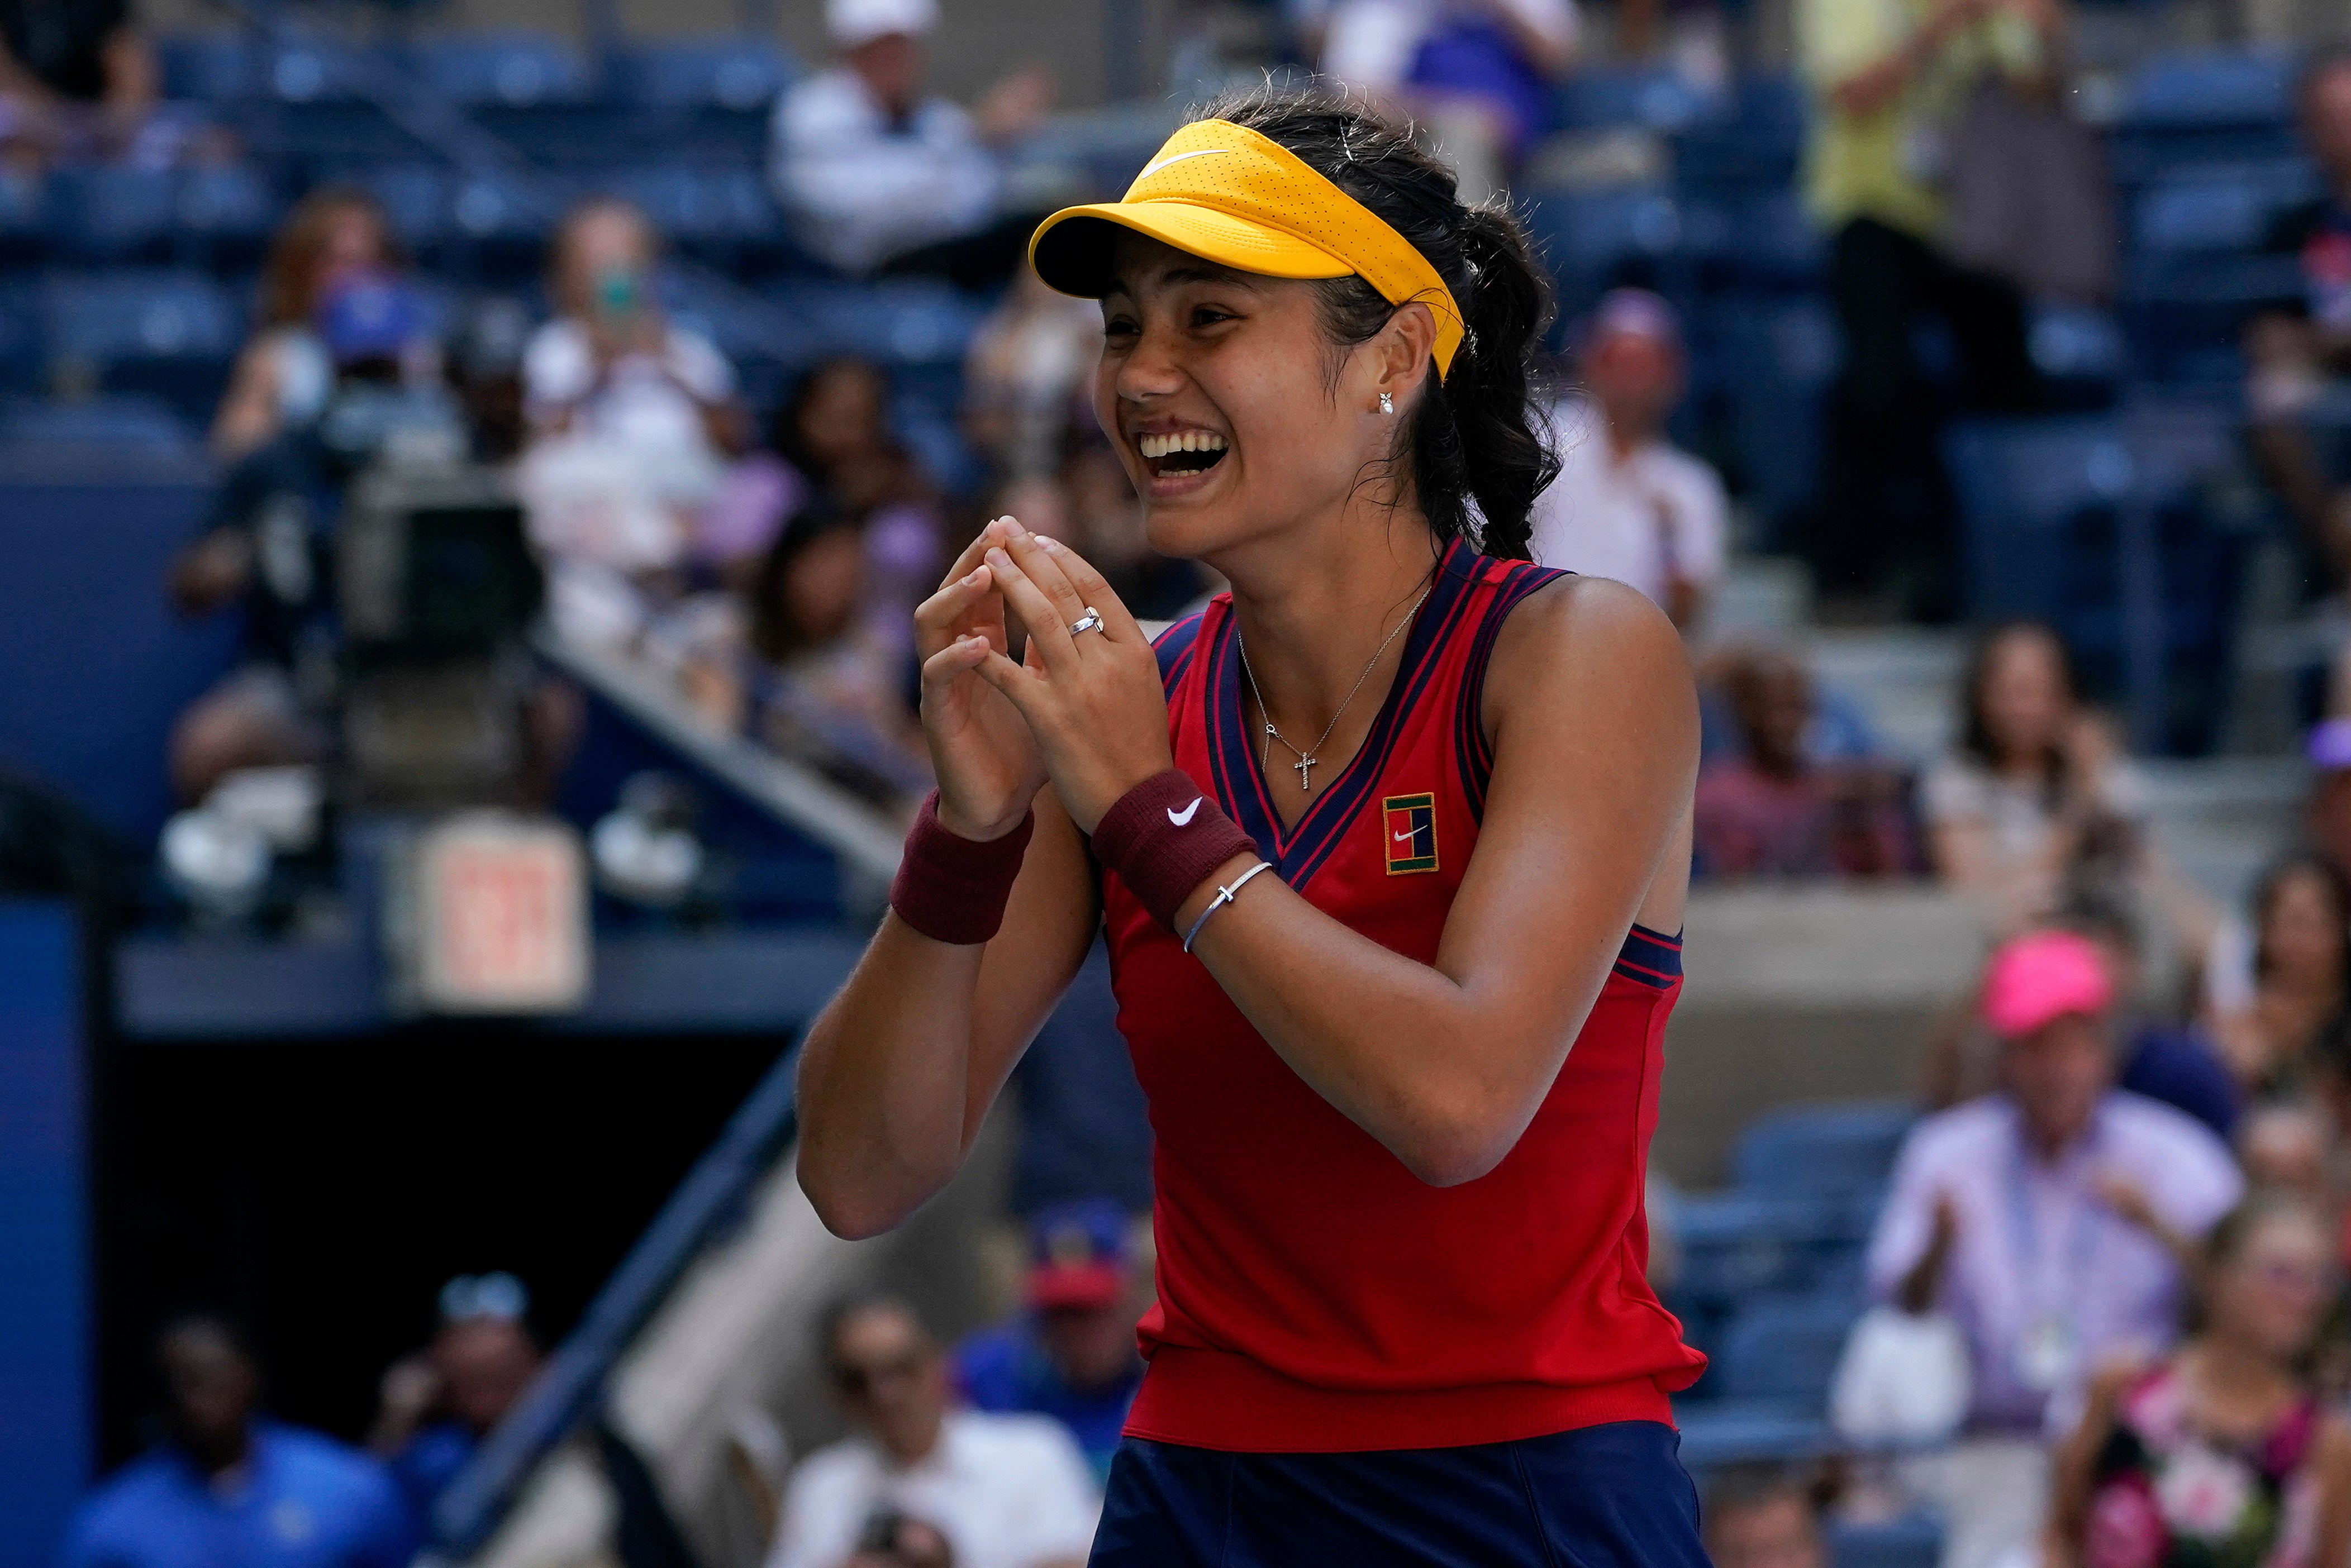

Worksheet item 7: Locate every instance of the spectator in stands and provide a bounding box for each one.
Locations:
[1703,1465,1828,1568]
[2045,1194,2351,1568]
[2210,854,2351,1101]
[1869,929,2241,1568]
[519,196,750,651]
[705,503,930,803]
[0,0,157,163]
[63,1314,414,1568]
[768,1292,1098,1568]
[2068,899,2242,1145]
[1308,0,1578,205]
[954,1199,1145,1485]
[1527,289,1727,631]
[371,1274,543,1529]
[775,356,945,631]
[963,266,1102,484]
[2206,721,2351,1027]
[2239,1101,2332,1212]
[1923,622,2157,937]
[2247,46,2351,592]
[211,188,401,460]
[1692,644,1916,879]
[1797,0,2053,620]
[769,0,1053,283]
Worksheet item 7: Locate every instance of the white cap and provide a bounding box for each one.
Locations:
[827,0,937,49]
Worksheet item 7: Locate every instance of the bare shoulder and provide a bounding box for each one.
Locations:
[1483,573,1695,738]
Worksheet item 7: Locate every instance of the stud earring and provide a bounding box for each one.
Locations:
[1378,392,1394,414]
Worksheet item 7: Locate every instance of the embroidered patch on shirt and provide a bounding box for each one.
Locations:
[1383,792,1438,874]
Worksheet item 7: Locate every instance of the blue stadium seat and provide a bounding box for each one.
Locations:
[2131,161,2317,253]
[1830,1514,1944,1568]
[778,278,984,366]
[600,166,779,250]
[1732,1100,1915,1201]
[1706,292,1838,540]
[1673,1404,1834,1471]
[347,165,452,251]
[0,165,49,266]
[1675,1192,1866,1307]
[414,31,594,107]
[1714,1293,1862,1409]
[175,164,281,261]
[260,36,395,103]
[2122,49,2295,129]
[49,166,178,263]
[40,271,240,425]
[611,36,794,110]
[1521,184,1687,314]
[158,31,258,100]
[1552,66,1723,134]
[1674,75,1806,190]
[0,283,39,390]
[0,393,195,452]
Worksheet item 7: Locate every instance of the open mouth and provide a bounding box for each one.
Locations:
[1137,430,1230,479]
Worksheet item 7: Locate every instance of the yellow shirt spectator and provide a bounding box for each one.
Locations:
[1798,0,2046,241]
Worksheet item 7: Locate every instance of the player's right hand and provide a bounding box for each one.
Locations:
[915,517,1050,842]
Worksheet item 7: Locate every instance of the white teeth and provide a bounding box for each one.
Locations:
[1137,431,1228,460]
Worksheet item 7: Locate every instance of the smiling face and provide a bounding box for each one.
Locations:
[2208,1207,2334,1363]
[1091,232,1429,566]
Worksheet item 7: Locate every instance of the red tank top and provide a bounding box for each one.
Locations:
[1101,538,1707,1453]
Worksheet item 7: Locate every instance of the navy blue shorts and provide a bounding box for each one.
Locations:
[1088,1419,1707,1567]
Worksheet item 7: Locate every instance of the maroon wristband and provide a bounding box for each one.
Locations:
[1093,769,1258,932]
[889,791,1034,945]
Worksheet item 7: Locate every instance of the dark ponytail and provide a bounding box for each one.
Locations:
[1199,83,1559,559]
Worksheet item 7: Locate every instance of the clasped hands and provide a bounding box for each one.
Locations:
[915,516,1177,841]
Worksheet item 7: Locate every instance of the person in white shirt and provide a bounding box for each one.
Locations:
[768,1293,1098,1568]
[517,196,749,647]
[1525,289,1727,631]
[769,0,1051,278]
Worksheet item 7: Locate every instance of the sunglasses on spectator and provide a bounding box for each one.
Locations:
[831,1348,929,1397]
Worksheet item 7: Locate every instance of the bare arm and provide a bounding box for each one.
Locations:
[2312,1413,2351,1568]
[1829,0,1991,117]
[981,536,1700,1188]
[2044,1359,2138,1568]
[211,338,284,459]
[795,519,1098,1238]
[794,796,1098,1238]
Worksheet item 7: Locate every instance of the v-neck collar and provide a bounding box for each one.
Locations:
[1203,537,1484,886]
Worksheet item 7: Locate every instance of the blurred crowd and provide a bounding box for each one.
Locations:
[62,1217,1151,1568]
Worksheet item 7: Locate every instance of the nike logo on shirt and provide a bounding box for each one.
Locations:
[1394,830,1419,842]
[1168,799,1202,827]
[1138,149,1227,181]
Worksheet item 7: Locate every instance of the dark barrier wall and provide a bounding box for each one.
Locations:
[0,902,89,1568]
[0,481,239,847]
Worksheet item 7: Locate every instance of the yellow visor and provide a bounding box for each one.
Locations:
[1028,118,1466,381]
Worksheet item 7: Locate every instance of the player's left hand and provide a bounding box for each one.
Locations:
[960,525,1173,833]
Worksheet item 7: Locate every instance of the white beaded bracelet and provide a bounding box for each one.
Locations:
[1181,860,1276,954]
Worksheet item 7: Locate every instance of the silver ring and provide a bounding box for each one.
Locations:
[1069,607,1105,637]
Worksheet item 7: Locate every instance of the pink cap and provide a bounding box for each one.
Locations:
[1981,929,2114,1040]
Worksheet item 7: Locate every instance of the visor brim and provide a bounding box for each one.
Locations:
[1029,201,1356,299]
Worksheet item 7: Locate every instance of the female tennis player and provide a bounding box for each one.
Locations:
[795,85,1709,1565]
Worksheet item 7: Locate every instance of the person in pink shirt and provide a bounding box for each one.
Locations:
[1869,929,2243,1568]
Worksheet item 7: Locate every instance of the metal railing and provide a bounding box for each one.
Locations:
[424,1041,803,1560]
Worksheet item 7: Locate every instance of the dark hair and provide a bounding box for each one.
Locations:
[2249,850,2351,987]
[1196,83,1559,559]
[750,504,865,663]
[1959,620,2077,802]
[2186,1189,2330,1337]
[259,185,399,327]
[773,356,892,476]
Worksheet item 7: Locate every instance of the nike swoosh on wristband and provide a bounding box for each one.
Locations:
[1167,798,1202,827]
[1137,148,1228,181]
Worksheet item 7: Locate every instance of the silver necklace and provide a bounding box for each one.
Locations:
[1239,586,1430,794]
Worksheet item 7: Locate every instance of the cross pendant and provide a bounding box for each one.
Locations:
[1293,754,1317,792]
